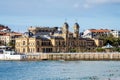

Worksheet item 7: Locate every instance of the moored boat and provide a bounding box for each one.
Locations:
[0,46,26,60]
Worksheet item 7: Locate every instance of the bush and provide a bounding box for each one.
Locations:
[113,48,120,52]
[69,49,76,52]
[96,48,105,52]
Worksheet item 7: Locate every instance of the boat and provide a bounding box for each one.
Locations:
[0,46,26,60]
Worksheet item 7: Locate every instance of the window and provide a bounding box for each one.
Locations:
[23,41,25,45]
[37,41,39,45]
[23,48,25,52]
[48,42,51,45]
[37,48,40,52]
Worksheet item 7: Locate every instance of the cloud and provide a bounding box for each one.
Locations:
[83,0,120,8]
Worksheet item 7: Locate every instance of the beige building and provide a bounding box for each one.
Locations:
[15,22,103,53]
[0,32,22,46]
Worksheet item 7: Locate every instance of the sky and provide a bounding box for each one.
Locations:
[0,0,120,32]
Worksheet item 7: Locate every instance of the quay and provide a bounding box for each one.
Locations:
[24,52,120,61]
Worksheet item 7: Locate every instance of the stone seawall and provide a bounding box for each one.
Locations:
[24,52,120,61]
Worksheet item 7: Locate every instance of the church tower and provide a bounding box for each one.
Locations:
[73,23,80,38]
[62,22,69,40]
[62,22,69,52]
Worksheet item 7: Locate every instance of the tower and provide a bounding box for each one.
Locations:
[62,22,69,40]
[73,23,80,38]
[62,22,69,52]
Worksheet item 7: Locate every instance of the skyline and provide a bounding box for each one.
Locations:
[0,0,120,32]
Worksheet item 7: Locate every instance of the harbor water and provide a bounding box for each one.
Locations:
[0,61,120,80]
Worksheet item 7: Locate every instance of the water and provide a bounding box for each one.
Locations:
[0,61,120,80]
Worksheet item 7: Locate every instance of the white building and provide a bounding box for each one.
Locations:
[82,29,111,39]
[111,30,120,38]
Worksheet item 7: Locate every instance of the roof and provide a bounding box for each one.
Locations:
[54,31,62,34]
[2,34,10,36]
[36,32,50,35]
[0,32,6,35]
[89,29,110,33]
[2,32,22,36]
[51,36,64,40]
[0,26,10,31]
[11,32,22,36]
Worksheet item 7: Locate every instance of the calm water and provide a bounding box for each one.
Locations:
[0,61,120,80]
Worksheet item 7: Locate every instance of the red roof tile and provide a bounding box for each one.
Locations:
[89,29,110,33]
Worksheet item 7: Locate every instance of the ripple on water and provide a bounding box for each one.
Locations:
[0,61,120,80]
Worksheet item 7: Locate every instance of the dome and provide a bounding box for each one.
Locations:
[63,22,69,29]
[74,23,79,28]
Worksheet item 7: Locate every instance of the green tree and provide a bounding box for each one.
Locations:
[0,40,4,46]
[96,47,105,52]
[99,34,120,52]
[7,40,15,49]
[99,34,119,47]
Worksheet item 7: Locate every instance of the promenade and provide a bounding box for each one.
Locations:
[24,52,120,61]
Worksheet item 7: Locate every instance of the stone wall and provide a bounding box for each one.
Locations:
[24,53,120,61]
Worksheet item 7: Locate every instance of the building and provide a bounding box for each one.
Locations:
[0,24,11,32]
[111,30,120,38]
[0,24,22,46]
[28,26,58,35]
[0,32,22,45]
[15,22,103,53]
[82,29,111,39]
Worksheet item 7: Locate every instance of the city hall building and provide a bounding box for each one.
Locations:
[15,22,103,53]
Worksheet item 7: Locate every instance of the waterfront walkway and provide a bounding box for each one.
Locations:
[24,52,120,61]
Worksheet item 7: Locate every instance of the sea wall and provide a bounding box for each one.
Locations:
[25,52,120,61]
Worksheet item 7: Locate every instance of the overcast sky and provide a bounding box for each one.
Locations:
[0,0,120,32]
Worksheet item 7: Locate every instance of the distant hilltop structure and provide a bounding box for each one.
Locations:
[15,22,103,53]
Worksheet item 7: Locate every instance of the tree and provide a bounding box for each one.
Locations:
[96,47,105,52]
[99,34,120,52]
[99,34,119,47]
[0,40,4,46]
[7,40,15,49]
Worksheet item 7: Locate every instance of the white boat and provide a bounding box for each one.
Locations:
[0,46,26,60]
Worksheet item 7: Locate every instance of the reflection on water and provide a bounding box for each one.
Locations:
[0,61,120,80]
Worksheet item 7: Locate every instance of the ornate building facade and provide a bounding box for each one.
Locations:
[15,22,103,53]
